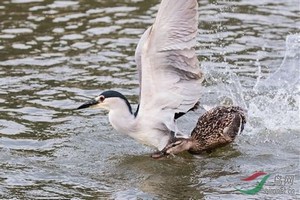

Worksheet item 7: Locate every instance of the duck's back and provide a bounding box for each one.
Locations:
[189,106,246,154]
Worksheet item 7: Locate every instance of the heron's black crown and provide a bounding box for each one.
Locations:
[100,90,133,114]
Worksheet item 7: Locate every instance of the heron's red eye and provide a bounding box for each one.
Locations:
[99,95,105,102]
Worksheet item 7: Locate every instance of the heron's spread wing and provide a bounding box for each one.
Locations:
[134,26,152,108]
[136,0,203,129]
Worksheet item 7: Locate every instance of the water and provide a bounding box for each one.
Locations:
[0,0,299,199]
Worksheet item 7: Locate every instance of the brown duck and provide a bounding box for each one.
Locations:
[153,106,246,157]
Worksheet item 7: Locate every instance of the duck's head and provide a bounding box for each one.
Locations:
[151,138,193,158]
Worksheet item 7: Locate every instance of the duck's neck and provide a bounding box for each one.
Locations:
[163,138,195,155]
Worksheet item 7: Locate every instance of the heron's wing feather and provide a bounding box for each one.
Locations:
[135,26,152,86]
[137,0,203,129]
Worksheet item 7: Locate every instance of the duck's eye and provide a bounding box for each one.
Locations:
[99,95,105,102]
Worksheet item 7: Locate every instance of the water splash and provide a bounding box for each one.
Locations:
[255,34,300,91]
[249,34,300,133]
[202,34,300,134]
[201,64,247,110]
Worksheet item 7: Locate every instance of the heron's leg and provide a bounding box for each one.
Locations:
[169,130,176,142]
[151,131,187,159]
[151,132,175,159]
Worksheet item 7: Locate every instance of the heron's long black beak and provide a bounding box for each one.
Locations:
[77,99,99,110]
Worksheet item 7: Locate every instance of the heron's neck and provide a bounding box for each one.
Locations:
[108,100,136,135]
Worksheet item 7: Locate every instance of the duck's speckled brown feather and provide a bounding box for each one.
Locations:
[188,106,246,154]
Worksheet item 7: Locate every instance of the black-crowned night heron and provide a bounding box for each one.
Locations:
[78,0,203,152]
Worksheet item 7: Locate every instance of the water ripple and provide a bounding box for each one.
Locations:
[0,57,67,66]
[0,120,28,135]
[0,0,299,199]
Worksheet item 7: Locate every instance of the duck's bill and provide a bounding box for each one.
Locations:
[151,150,168,159]
[77,99,98,110]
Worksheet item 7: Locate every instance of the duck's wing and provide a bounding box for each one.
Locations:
[223,112,244,139]
[135,0,203,130]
